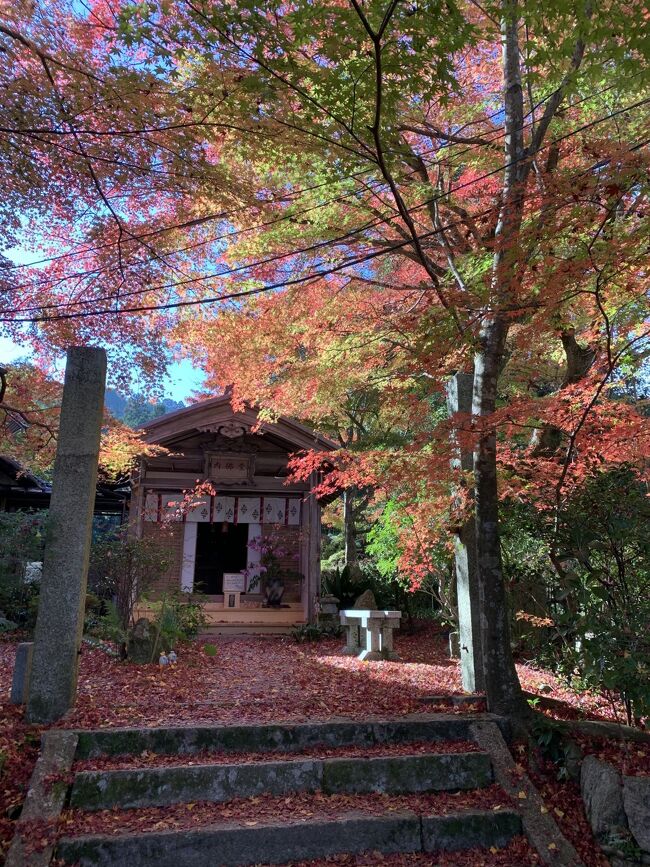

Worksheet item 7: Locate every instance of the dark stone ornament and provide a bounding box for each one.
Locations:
[127,617,158,664]
[264,577,285,608]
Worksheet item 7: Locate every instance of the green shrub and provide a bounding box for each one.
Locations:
[147,591,209,650]
[0,512,45,629]
[88,531,172,634]
[321,564,371,609]
[503,468,650,726]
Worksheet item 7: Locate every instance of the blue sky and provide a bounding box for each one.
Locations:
[0,335,205,402]
[2,245,206,403]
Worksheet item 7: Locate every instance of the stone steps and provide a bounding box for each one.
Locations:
[57,809,523,866]
[70,751,493,811]
[48,716,527,865]
[74,713,510,759]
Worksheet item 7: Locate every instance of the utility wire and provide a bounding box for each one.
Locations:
[2,127,648,325]
[4,71,639,275]
[3,95,647,321]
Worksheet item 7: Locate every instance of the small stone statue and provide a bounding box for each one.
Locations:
[168,650,177,665]
[159,652,169,670]
[127,617,156,664]
[352,589,378,610]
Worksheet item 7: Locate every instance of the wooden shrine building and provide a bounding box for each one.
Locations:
[131,396,335,634]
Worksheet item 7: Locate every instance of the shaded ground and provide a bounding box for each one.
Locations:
[0,624,625,731]
[271,841,540,866]
[0,625,632,865]
[60,786,512,837]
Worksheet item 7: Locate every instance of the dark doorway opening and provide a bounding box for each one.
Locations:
[194,522,249,595]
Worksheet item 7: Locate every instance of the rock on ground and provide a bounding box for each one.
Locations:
[580,755,627,838]
[623,775,650,853]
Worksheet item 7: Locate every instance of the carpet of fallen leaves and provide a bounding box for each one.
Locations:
[59,786,513,837]
[514,744,611,867]
[573,735,650,777]
[73,739,480,772]
[0,703,42,863]
[0,625,639,865]
[276,838,539,866]
[0,624,628,731]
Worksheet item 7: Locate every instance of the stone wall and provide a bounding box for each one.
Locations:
[581,755,650,866]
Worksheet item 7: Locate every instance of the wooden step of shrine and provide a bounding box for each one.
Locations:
[200,622,306,635]
[136,602,306,636]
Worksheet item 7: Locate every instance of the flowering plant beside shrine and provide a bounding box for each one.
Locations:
[245,533,303,602]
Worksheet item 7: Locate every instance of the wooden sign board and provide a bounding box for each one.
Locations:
[223,572,246,593]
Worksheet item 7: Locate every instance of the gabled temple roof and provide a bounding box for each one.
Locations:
[142,394,337,453]
[0,455,49,492]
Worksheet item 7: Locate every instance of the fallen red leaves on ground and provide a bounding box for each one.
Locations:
[0,625,639,864]
[277,837,540,866]
[1,625,625,732]
[573,734,650,776]
[0,699,42,863]
[73,739,479,772]
[59,786,513,837]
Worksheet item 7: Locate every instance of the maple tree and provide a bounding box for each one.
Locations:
[0,361,165,478]
[104,0,649,715]
[0,0,648,718]
[0,0,259,387]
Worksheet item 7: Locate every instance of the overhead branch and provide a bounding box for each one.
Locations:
[0,23,104,83]
[527,6,591,158]
[348,0,463,329]
[399,123,498,148]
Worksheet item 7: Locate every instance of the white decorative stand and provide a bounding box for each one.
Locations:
[340,609,401,661]
[225,591,241,609]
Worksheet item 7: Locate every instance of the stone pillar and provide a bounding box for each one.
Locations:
[380,617,400,660]
[361,618,382,661]
[27,347,106,723]
[340,614,360,655]
[446,371,485,693]
[10,642,34,704]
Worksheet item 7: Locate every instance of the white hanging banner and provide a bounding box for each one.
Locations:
[246,523,262,591]
[144,492,159,522]
[186,496,211,522]
[213,496,235,523]
[263,497,286,524]
[287,498,301,526]
[144,493,302,525]
[237,497,262,523]
[180,523,198,591]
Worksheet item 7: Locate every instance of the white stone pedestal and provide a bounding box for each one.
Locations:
[340,609,401,661]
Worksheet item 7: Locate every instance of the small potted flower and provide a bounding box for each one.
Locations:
[246,534,303,607]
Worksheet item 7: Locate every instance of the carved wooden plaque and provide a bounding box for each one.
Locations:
[205,451,255,486]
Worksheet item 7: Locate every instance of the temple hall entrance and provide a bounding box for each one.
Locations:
[193,522,249,595]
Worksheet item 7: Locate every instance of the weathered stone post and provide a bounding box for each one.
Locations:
[26,347,106,723]
[446,371,485,694]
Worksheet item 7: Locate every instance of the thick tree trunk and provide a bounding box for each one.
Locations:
[465,0,529,718]
[473,316,526,716]
[531,329,596,455]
